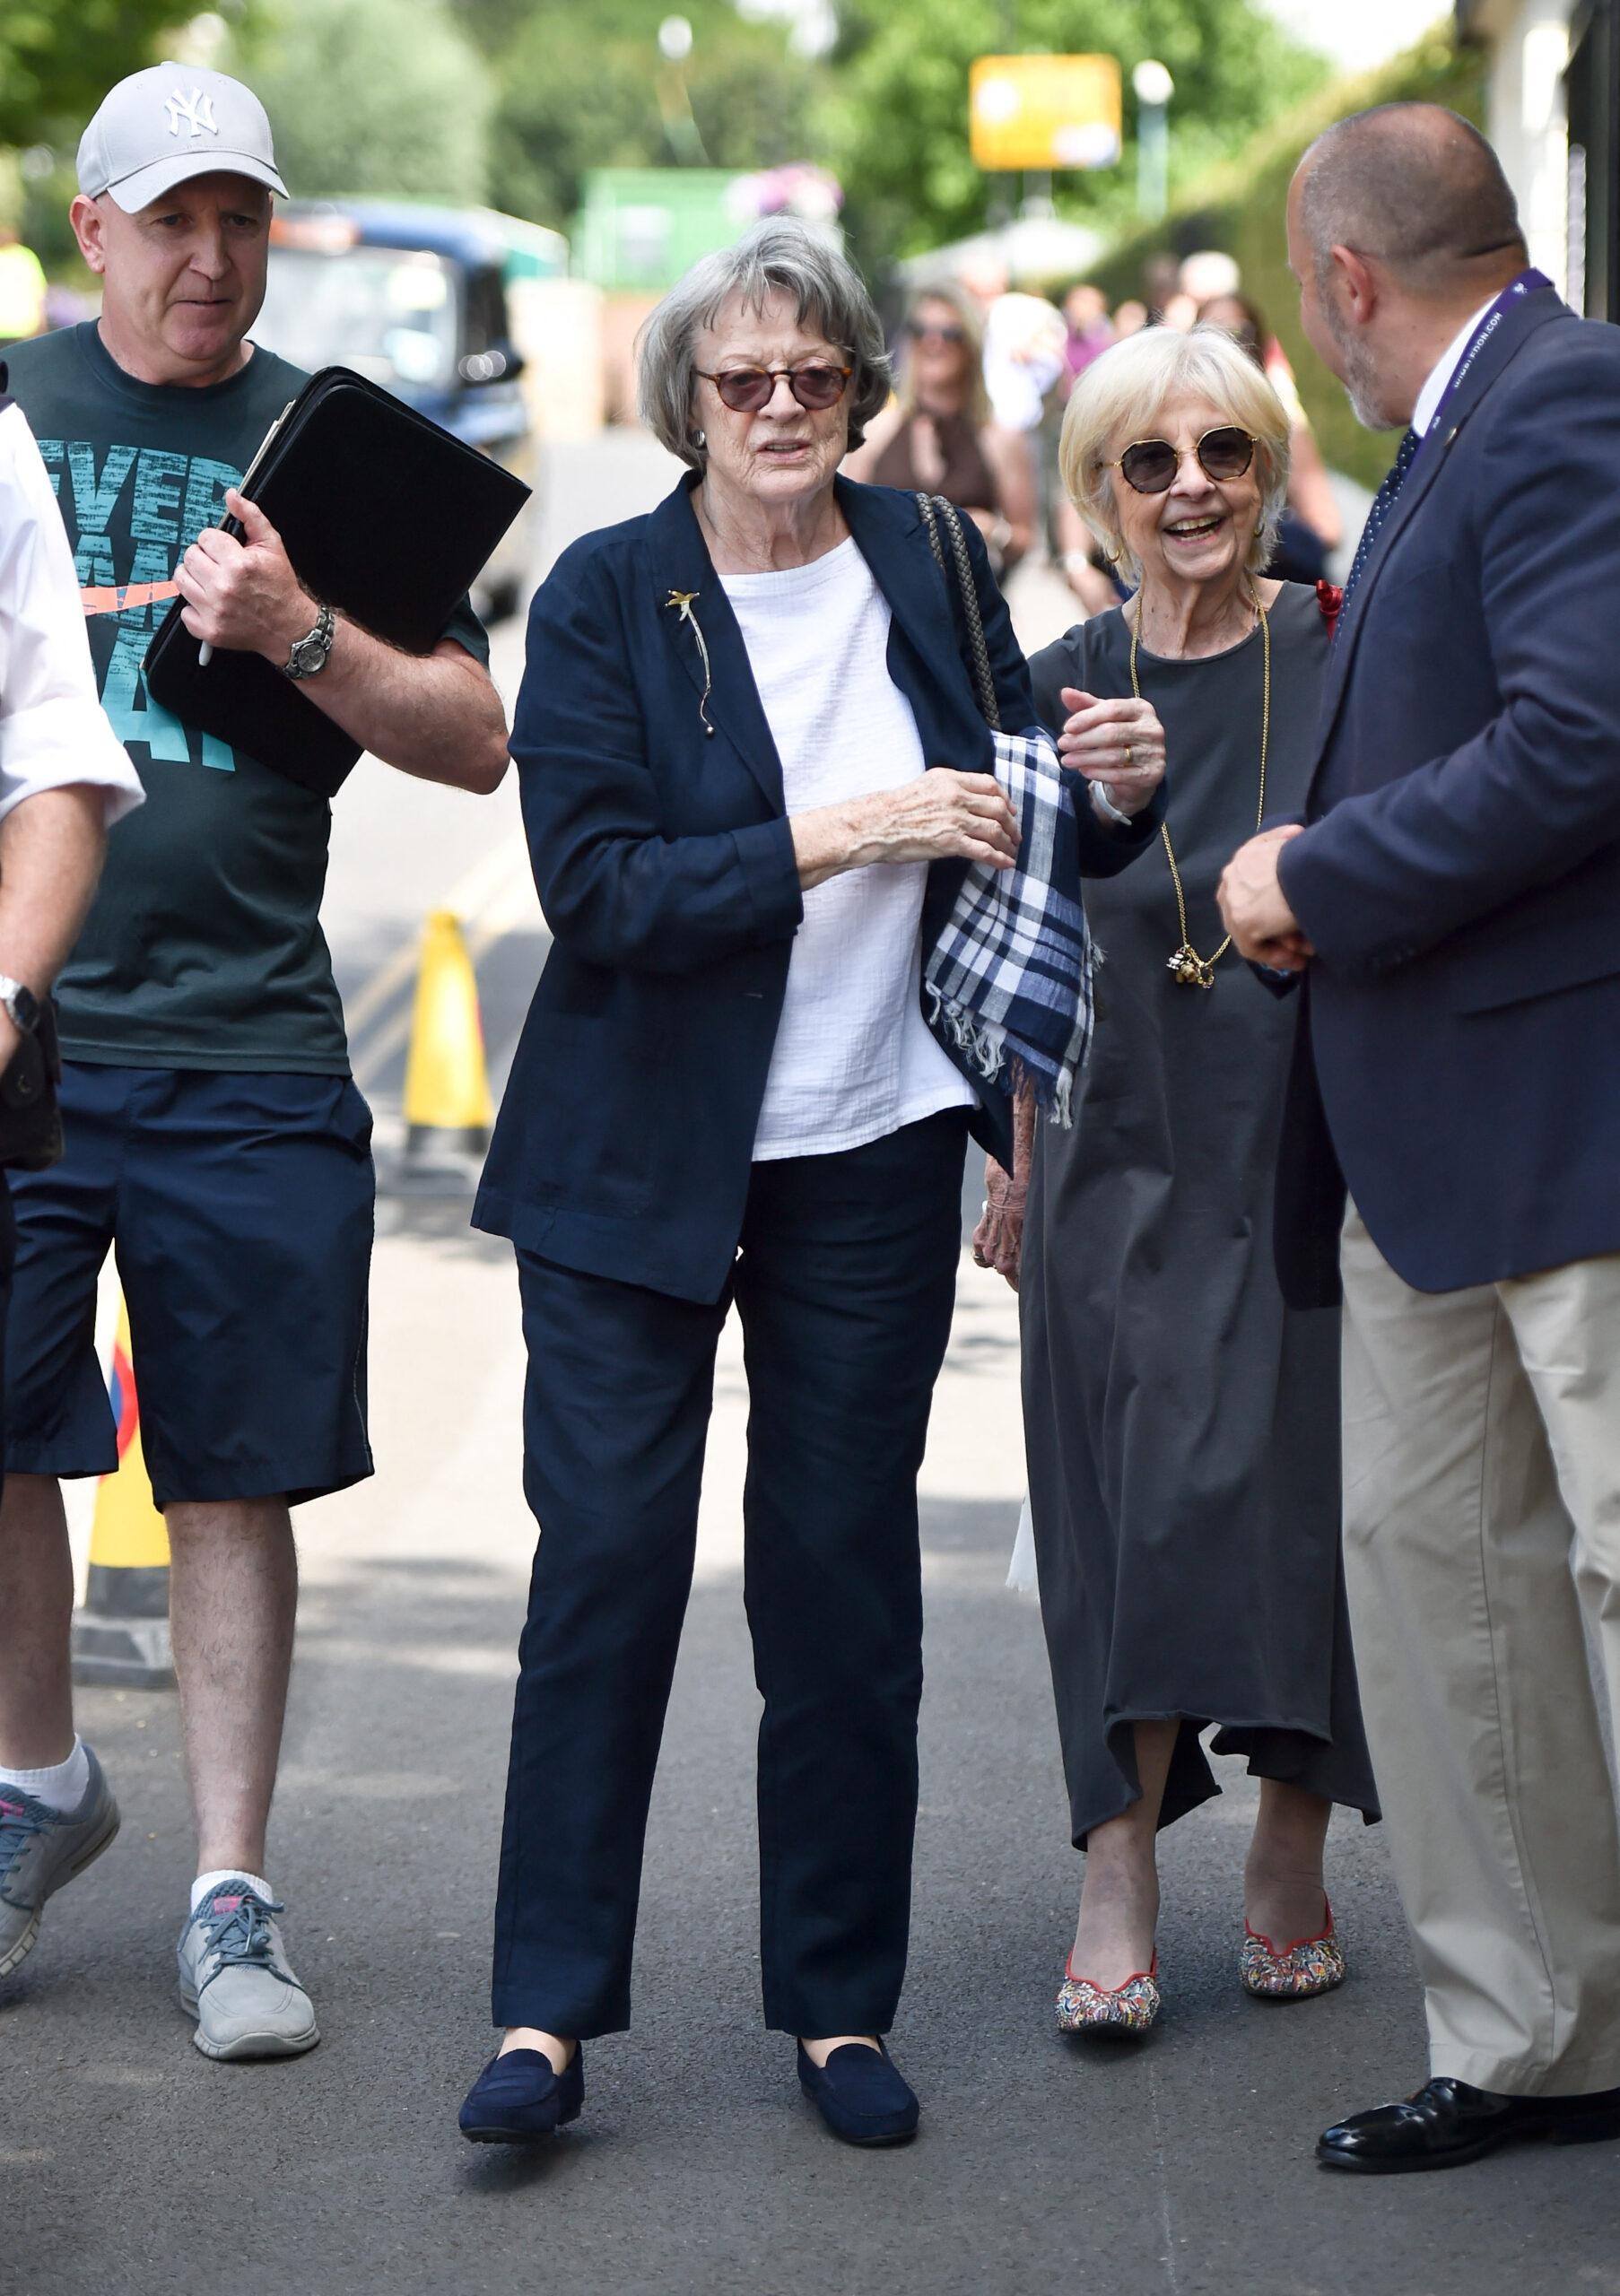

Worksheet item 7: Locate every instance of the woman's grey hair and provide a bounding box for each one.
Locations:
[1058,324,1293,584]
[637,218,892,472]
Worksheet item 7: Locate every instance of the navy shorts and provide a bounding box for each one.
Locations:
[5,1065,375,1510]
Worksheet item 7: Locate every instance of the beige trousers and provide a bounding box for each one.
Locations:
[1340,1205,1620,2096]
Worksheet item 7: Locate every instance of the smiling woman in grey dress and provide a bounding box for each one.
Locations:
[979,326,1378,2039]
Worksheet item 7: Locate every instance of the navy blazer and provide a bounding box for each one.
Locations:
[474,474,1041,1303]
[1275,284,1620,1300]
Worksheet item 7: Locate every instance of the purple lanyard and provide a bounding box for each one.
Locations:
[1416,268,1554,457]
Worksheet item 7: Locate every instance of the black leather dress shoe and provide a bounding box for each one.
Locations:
[797,2041,919,2147]
[458,2043,584,2145]
[1318,2076,1620,2174]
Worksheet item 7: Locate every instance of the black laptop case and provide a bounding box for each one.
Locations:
[144,364,529,798]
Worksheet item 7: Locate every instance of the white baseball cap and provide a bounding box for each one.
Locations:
[77,64,288,213]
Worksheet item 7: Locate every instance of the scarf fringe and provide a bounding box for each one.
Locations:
[925,987,1076,1129]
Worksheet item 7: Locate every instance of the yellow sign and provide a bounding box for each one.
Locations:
[970,54,1123,173]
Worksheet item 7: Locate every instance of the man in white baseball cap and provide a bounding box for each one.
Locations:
[0,65,508,2067]
[76,63,288,215]
[67,64,288,390]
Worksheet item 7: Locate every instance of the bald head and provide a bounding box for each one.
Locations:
[1296,103,1526,292]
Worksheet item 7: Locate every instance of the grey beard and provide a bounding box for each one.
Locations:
[1333,321,1403,432]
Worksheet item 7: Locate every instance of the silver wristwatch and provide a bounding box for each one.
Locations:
[0,974,41,1034]
[282,601,336,681]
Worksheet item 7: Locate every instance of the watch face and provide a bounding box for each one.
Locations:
[7,985,39,1032]
[289,626,330,677]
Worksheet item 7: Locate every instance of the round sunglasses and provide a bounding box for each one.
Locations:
[906,319,967,345]
[1103,425,1256,495]
[696,362,852,414]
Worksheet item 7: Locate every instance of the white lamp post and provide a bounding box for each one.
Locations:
[1133,59,1174,223]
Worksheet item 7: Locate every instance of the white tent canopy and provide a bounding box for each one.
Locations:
[895,212,1105,295]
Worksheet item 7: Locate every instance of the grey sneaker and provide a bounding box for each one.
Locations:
[177,1882,319,2060]
[0,1749,120,1979]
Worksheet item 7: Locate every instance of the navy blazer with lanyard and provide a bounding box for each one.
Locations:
[1273,278,1620,1306]
[475,473,1154,1300]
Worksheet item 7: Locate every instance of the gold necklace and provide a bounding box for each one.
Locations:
[1128,596,1270,988]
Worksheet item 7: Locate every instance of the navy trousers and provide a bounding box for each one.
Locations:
[491,1108,970,2039]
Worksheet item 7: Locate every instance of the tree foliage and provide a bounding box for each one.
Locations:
[2,0,1344,297]
[0,0,188,149]
[823,0,1328,268]
[1087,29,1487,488]
[487,1,819,230]
[469,0,1328,267]
[244,0,493,206]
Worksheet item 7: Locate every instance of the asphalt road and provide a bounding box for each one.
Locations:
[6,438,1615,2296]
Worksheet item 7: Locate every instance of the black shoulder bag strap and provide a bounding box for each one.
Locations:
[916,491,1000,732]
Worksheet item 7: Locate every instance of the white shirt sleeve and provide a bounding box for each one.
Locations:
[0,402,144,828]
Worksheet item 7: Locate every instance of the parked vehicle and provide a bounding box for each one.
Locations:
[257,200,541,621]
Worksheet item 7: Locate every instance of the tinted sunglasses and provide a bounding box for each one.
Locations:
[696,362,852,413]
[906,319,967,345]
[1103,425,1256,494]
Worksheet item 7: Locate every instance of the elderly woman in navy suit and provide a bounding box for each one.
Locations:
[457,220,1159,2151]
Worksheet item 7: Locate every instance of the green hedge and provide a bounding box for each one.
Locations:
[1088,29,1487,489]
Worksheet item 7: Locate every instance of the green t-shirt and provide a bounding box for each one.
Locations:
[4,322,490,1073]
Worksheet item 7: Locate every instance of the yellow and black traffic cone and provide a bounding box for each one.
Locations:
[402,909,494,1161]
[69,1295,174,1690]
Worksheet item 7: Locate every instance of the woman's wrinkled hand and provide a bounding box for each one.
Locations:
[792,770,1019,891]
[853,770,1020,870]
[1058,686,1166,819]
[972,1151,1027,1290]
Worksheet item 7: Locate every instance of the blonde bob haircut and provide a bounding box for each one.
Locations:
[1058,324,1292,583]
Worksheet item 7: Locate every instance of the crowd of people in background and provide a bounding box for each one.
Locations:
[867,246,1347,618]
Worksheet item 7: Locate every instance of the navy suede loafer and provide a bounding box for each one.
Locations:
[797,2040,919,2147]
[458,2043,584,2146]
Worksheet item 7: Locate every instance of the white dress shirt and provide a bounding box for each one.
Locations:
[0,401,144,827]
[720,536,974,1161]
[1412,298,1499,438]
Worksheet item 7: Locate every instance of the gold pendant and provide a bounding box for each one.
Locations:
[1167,945,1215,988]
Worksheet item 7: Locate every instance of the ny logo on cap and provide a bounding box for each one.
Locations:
[163,87,219,139]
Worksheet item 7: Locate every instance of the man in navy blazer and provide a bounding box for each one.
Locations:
[1219,103,1620,2175]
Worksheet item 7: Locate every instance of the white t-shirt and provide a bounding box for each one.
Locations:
[720,536,974,1161]
[0,403,144,826]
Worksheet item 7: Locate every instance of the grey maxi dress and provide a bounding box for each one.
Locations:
[1023,585,1378,1845]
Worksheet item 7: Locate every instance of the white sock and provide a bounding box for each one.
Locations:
[191,1867,274,1913]
[0,1735,91,1815]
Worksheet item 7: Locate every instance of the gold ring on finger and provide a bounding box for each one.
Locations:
[1124,741,1134,770]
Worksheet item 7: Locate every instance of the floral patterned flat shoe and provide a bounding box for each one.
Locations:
[1056,1952,1161,2035]
[1241,1898,1346,2000]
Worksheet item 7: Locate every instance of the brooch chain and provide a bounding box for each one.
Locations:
[664,589,715,735]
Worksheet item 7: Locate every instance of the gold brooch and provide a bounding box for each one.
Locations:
[664,589,714,735]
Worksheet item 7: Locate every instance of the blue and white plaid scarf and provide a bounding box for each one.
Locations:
[923,724,1094,1126]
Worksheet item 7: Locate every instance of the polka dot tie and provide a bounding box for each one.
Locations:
[1340,427,1421,617]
